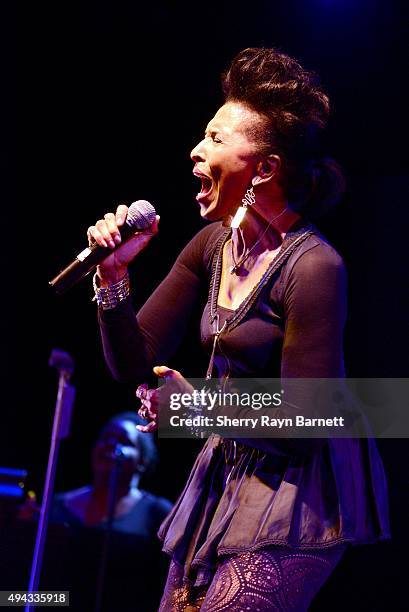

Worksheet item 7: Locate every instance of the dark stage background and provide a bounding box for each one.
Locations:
[3,1,409,609]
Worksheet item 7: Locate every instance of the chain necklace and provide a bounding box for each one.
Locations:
[230,206,289,274]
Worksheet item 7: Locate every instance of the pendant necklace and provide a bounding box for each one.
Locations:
[230,205,289,274]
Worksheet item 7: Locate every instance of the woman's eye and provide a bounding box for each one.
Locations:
[203,132,222,143]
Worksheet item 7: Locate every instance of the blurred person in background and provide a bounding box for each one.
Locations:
[50,411,172,611]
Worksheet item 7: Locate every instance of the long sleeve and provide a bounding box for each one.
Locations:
[281,242,347,379]
[237,241,348,458]
[98,223,223,383]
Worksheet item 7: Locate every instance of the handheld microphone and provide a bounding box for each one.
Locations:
[49,200,157,294]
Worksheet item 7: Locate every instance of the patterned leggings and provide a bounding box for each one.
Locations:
[158,546,346,611]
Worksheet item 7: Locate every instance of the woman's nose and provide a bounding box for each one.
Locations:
[190,138,206,162]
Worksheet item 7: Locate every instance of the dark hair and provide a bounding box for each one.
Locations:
[103,411,159,476]
[222,48,345,218]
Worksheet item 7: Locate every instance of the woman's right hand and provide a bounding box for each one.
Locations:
[87,204,160,286]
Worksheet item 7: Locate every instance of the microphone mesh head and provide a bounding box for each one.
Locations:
[126,200,157,230]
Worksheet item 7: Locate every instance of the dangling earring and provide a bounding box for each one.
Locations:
[230,185,256,229]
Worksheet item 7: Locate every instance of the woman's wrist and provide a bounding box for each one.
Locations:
[96,266,128,287]
[93,271,131,310]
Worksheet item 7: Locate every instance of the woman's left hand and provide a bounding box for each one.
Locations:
[136,365,194,433]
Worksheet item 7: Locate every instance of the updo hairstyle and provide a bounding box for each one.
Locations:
[222,48,345,217]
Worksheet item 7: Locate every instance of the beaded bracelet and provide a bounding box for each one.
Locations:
[92,272,130,310]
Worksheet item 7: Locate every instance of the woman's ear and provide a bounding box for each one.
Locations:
[252,154,281,186]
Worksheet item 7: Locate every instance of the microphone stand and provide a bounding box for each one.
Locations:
[26,350,75,612]
[94,446,125,612]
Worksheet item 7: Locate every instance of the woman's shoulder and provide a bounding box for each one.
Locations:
[138,490,173,520]
[189,221,228,251]
[274,229,347,308]
[286,230,346,278]
[54,486,91,505]
[176,221,228,271]
[51,486,91,524]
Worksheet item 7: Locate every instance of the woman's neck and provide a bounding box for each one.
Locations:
[230,196,301,261]
[92,473,140,504]
[72,481,142,525]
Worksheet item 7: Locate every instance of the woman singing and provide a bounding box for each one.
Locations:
[88,48,390,611]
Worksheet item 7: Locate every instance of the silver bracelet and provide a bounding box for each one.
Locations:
[92,272,130,310]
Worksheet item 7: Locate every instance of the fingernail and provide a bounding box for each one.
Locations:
[108,240,115,249]
[114,234,121,244]
[101,239,108,248]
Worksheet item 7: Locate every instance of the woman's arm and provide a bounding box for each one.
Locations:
[98,223,222,383]
[281,242,347,379]
[238,241,348,459]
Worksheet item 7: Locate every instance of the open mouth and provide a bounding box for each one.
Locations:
[193,171,213,201]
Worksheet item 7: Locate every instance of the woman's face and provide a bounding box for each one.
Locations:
[191,102,261,221]
[92,419,142,480]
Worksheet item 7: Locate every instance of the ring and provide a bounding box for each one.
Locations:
[136,386,147,400]
[87,232,96,248]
